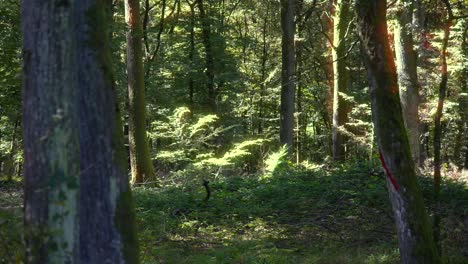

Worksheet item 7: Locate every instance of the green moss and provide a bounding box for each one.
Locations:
[115,189,140,264]
[85,2,114,86]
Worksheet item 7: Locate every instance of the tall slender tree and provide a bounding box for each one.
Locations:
[280,0,296,155]
[331,0,350,161]
[355,0,440,262]
[394,0,420,166]
[22,0,139,262]
[196,0,216,112]
[125,0,155,184]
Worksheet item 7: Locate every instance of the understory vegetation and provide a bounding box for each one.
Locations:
[1,162,466,263]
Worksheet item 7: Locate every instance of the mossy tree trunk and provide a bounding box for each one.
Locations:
[280,0,296,155]
[355,1,440,262]
[22,1,139,262]
[22,1,80,262]
[125,0,155,184]
[394,0,421,166]
[331,0,350,161]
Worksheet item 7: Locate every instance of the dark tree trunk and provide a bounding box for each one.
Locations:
[394,0,420,166]
[355,1,440,262]
[296,0,304,163]
[258,6,269,135]
[22,1,139,262]
[280,0,296,155]
[187,0,196,108]
[125,0,155,184]
[196,0,216,112]
[331,0,350,161]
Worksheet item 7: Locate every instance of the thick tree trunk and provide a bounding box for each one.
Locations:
[331,0,350,161]
[280,0,296,155]
[125,0,155,184]
[355,1,440,262]
[196,0,216,112]
[22,2,80,262]
[22,1,139,262]
[394,0,420,166]
[77,1,139,262]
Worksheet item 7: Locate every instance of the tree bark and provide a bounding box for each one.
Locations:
[125,0,155,184]
[196,0,216,112]
[280,0,296,155]
[331,0,350,161]
[355,1,440,262]
[22,1,80,261]
[394,0,420,166]
[22,1,139,262]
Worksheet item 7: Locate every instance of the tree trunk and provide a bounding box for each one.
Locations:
[433,17,451,254]
[5,118,19,181]
[331,0,350,161]
[125,0,155,184]
[394,0,420,166]
[196,0,216,112]
[296,0,304,164]
[22,2,80,261]
[355,1,440,262]
[22,1,139,262]
[258,6,269,135]
[187,0,196,108]
[280,0,296,155]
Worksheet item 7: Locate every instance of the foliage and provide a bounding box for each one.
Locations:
[131,163,467,263]
[151,107,266,177]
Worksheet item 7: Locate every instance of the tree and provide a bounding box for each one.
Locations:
[355,0,440,262]
[22,2,79,261]
[280,0,296,155]
[331,0,350,161]
[125,0,156,184]
[196,0,216,112]
[22,0,138,262]
[394,0,420,166]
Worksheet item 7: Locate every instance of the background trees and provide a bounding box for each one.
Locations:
[0,0,466,262]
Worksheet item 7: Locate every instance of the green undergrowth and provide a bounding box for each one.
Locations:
[134,163,467,263]
[0,164,466,263]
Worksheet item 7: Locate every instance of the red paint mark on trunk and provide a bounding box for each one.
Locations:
[379,149,399,190]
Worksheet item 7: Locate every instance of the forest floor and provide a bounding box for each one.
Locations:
[0,163,467,263]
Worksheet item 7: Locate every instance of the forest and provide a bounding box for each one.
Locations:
[0,0,466,263]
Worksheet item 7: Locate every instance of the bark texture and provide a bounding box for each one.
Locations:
[394,0,420,166]
[280,0,296,154]
[22,1,139,262]
[355,1,440,263]
[331,0,350,161]
[22,1,80,262]
[125,0,155,184]
[77,1,139,262]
